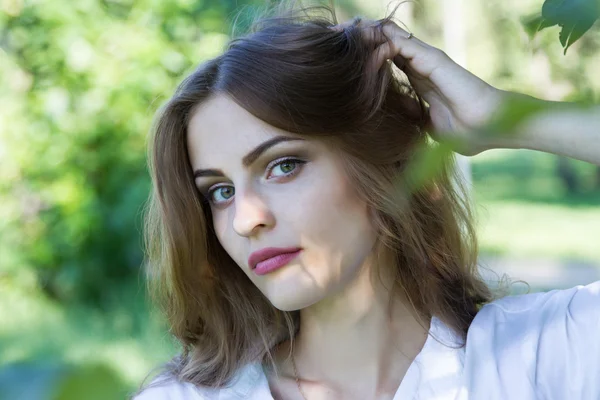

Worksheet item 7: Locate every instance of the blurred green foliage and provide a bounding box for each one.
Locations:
[0,279,177,398]
[0,361,128,400]
[0,0,266,306]
[1,0,599,398]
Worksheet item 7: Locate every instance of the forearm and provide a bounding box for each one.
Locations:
[486,91,600,165]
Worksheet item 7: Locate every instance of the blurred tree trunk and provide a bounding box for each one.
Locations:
[442,0,472,190]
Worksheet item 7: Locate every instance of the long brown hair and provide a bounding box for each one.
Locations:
[142,0,496,391]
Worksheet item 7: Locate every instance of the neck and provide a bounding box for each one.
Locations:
[277,251,431,398]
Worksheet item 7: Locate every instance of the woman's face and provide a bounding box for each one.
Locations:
[187,94,377,311]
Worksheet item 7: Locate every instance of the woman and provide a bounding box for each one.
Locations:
[135,3,600,400]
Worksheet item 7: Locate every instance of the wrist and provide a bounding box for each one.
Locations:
[476,90,550,152]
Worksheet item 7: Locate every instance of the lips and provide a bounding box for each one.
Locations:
[248,247,303,270]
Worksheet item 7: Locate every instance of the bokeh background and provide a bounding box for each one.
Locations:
[1,0,599,398]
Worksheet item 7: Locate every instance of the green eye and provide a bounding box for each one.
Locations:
[268,157,307,178]
[205,157,306,206]
[273,160,297,176]
[210,186,234,203]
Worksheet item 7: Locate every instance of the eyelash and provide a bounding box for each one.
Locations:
[204,157,307,205]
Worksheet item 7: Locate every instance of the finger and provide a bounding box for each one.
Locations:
[355,19,422,47]
[379,24,451,79]
[380,20,431,49]
[335,18,435,75]
[362,22,430,67]
[370,41,395,71]
[352,19,388,43]
[370,38,417,72]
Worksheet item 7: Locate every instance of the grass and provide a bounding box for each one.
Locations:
[476,201,600,260]
[472,148,600,262]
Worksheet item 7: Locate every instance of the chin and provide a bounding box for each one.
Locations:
[267,291,322,312]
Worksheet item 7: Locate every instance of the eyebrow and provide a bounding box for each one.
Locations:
[193,136,305,179]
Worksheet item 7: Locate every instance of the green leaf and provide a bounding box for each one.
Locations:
[485,93,552,135]
[481,93,596,140]
[402,141,455,194]
[541,0,600,53]
[542,0,570,24]
[558,15,598,53]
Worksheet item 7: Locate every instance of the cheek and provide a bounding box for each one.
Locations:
[290,175,376,293]
[295,170,374,244]
[212,212,226,239]
[212,210,240,261]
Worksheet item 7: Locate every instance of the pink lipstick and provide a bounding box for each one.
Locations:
[248,247,302,276]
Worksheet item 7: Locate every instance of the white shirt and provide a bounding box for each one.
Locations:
[134,281,600,399]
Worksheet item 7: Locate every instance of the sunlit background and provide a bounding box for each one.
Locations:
[1,0,599,398]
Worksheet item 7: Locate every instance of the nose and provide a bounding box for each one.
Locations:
[232,186,275,237]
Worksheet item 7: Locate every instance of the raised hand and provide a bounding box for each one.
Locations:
[333,18,505,155]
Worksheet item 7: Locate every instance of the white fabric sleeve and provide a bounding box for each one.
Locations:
[463,280,600,400]
[132,380,211,400]
[554,280,600,399]
[509,280,600,399]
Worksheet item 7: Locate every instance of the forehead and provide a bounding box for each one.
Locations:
[187,94,294,166]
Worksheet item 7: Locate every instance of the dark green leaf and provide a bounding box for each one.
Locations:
[558,15,598,53]
[542,0,570,24]
[541,0,600,53]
